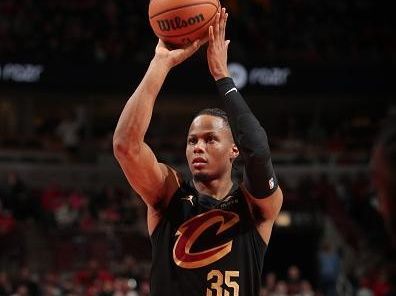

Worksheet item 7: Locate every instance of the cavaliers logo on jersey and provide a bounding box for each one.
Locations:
[173,209,240,269]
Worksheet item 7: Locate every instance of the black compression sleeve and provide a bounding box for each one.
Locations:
[216,77,278,198]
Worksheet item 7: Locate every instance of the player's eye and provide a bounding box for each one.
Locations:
[188,137,197,145]
[206,135,216,143]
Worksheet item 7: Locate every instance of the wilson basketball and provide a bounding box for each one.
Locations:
[149,0,220,48]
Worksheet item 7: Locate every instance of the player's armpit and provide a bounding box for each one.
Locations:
[242,185,283,244]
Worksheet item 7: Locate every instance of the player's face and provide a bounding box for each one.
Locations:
[186,115,238,182]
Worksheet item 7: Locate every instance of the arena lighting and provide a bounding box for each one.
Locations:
[228,63,291,89]
[275,211,292,227]
[0,63,44,82]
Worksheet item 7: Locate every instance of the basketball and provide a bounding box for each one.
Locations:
[149,0,220,48]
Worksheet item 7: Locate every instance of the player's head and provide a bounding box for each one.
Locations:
[186,108,239,182]
[372,118,396,246]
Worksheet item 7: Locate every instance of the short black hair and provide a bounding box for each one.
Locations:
[194,108,230,127]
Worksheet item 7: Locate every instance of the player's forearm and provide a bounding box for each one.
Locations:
[216,77,278,198]
[113,57,170,153]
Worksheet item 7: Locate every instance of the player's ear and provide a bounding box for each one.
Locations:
[230,144,239,161]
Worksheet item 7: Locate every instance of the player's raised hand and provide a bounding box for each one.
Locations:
[207,8,230,80]
[154,39,206,69]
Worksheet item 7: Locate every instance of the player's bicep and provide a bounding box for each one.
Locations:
[115,142,177,208]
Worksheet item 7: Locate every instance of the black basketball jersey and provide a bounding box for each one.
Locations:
[150,179,267,296]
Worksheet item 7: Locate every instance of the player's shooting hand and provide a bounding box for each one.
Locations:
[207,8,229,81]
[153,39,206,69]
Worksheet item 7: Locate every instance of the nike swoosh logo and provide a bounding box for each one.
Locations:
[225,87,238,96]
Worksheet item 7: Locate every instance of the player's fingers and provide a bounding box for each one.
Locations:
[219,8,226,40]
[182,39,201,59]
[214,12,220,39]
[223,12,228,41]
[209,25,214,43]
[191,39,201,51]
[178,39,199,56]
[156,39,164,49]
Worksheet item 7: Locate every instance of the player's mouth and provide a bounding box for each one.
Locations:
[192,157,207,168]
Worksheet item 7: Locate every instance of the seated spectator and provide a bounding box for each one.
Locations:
[54,199,78,228]
[74,259,113,290]
[272,280,288,296]
[264,272,277,294]
[0,207,15,235]
[286,265,302,295]
[14,267,40,296]
[318,242,341,296]
[0,272,13,295]
[300,280,315,296]
[356,277,374,296]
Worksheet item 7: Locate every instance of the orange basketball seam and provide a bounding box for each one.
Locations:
[149,2,218,19]
[151,6,218,38]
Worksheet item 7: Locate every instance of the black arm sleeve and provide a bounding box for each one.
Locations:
[216,77,278,198]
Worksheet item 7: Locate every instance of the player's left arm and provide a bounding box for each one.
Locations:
[208,8,283,245]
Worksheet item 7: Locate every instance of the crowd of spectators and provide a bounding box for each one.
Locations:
[260,264,395,296]
[0,171,145,232]
[0,259,393,295]
[0,100,386,165]
[260,266,316,296]
[0,258,150,296]
[0,0,394,65]
[0,263,319,296]
[0,263,323,296]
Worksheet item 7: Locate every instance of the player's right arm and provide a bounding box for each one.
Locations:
[113,40,203,214]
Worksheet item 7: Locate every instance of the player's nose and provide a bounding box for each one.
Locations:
[193,140,205,153]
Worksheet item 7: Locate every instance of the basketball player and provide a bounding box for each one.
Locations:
[113,8,283,296]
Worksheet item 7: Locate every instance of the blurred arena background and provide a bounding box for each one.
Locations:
[0,0,395,295]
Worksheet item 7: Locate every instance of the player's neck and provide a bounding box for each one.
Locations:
[193,176,234,200]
